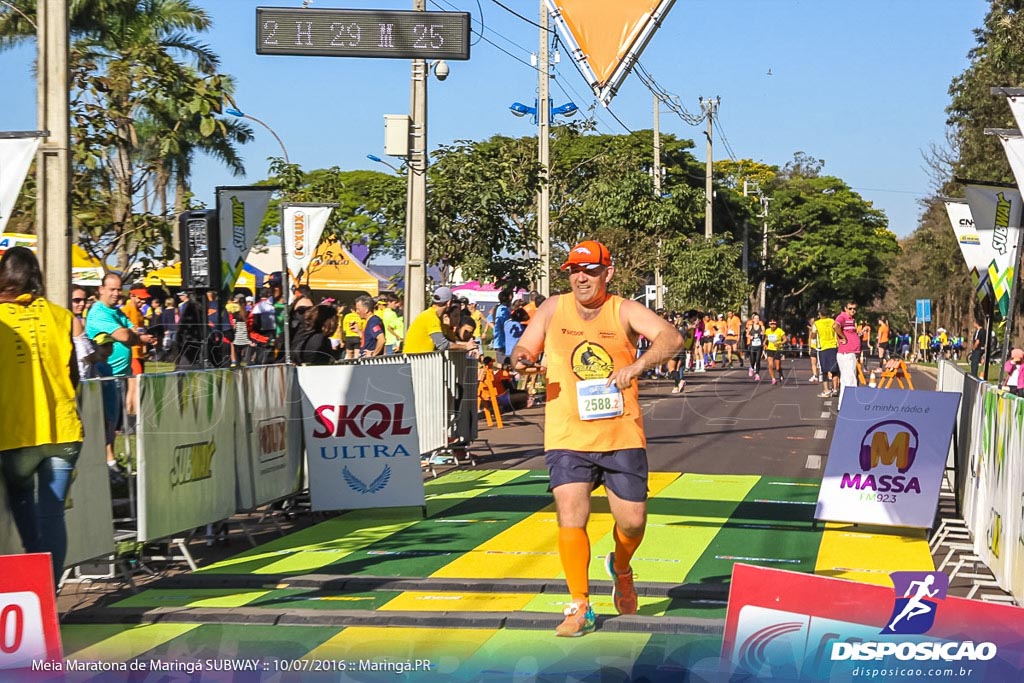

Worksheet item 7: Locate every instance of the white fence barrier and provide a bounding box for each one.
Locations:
[937,360,1024,603]
[234,365,304,511]
[63,380,116,567]
[137,370,239,542]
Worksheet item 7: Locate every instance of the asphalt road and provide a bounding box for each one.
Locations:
[495,355,938,481]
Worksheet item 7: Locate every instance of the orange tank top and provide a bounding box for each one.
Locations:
[543,294,645,452]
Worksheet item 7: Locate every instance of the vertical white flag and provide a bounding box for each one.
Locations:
[283,204,333,282]
[963,183,1023,317]
[944,200,993,303]
[0,137,41,234]
[216,186,274,291]
[1005,94,1024,133]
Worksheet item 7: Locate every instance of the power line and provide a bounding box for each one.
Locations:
[489,0,554,33]
[712,112,738,162]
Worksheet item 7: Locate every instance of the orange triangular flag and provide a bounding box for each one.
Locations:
[548,0,676,104]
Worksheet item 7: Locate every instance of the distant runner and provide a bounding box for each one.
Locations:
[511,240,683,637]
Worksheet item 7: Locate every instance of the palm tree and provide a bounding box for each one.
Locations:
[1,1,250,272]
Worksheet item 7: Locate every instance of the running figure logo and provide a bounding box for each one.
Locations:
[881,571,949,635]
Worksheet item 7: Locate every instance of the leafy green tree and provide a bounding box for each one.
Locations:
[663,235,747,312]
[764,163,899,323]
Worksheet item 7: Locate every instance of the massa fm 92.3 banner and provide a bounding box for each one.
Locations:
[297,365,424,511]
[817,387,960,529]
[137,371,238,541]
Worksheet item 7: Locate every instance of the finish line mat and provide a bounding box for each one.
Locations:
[57,470,933,678]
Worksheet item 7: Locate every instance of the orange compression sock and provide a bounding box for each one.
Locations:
[612,525,644,574]
[558,527,591,604]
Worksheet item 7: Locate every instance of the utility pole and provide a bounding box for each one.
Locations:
[741,180,751,319]
[37,0,71,305]
[405,0,428,320]
[536,0,551,297]
[701,96,719,239]
[653,92,664,310]
[758,196,770,319]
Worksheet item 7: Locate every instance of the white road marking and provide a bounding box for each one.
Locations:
[820,411,831,419]
[814,429,828,440]
[805,455,822,469]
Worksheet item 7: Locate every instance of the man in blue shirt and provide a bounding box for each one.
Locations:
[490,289,512,363]
[85,273,155,377]
[355,294,386,357]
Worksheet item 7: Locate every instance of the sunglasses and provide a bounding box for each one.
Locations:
[846,306,857,311]
[71,297,87,304]
[568,264,605,275]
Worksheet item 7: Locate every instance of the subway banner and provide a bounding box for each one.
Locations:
[235,365,304,511]
[137,371,238,542]
[63,380,116,568]
[723,564,1024,680]
[216,186,274,292]
[963,182,1023,317]
[297,365,424,511]
[816,387,960,528]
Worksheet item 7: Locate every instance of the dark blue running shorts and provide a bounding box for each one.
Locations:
[545,448,649,502]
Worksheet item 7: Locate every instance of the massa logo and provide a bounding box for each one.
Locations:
[571,342,614,380]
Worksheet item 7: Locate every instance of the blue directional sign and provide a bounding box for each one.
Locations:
[916,298,931,323]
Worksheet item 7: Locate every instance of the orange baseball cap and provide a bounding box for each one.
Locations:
[560,240,612,270]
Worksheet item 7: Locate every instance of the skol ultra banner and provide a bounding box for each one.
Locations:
[963,182,1023,317]
[297,364,424,511]
[0,137,40,234]
[216,186,274,292]
[282,203,333,282]
[816,387,960,528]
[944,200,994,303]
[546,0,676,104]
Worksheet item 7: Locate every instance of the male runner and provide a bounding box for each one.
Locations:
[511,240,683,637]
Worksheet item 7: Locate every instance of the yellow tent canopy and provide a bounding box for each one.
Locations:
[143,262,259,291]
[298,240,381,296]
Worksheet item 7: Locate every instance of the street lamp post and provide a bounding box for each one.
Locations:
[508,98,576,296]
[225,107,290,164]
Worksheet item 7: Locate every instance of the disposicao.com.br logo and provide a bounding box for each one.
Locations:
[831,571,998,663]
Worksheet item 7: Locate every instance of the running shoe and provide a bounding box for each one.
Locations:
[605,552,638,615]
[754,374,761,381]
[817,390,832,398]
[771,378,777,385]
[809,376,819,383]
[555,602,596,637]
[671,380,685,394]
[748,367,754,377]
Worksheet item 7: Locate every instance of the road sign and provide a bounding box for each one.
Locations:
[916,298,932,323]
[256,7,471,60]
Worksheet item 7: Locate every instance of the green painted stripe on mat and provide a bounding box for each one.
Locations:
[112,588,270,609]
[682,476,824,585]
[424,469,529,501]
[315,473,553,577]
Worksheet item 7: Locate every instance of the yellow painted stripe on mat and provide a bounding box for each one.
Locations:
[380,591,536,612]
[430,511,564,579]
[111,589,270,609]
[655,473,761,501]
[815,523,934,586]
[305,627,493,664]
[522,592,670,617]
[64,624,202,661]
[589,473,760,583]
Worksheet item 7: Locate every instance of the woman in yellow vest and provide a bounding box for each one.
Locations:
[0,247,84,581]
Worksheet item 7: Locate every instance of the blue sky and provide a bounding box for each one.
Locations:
[0,0,991,245]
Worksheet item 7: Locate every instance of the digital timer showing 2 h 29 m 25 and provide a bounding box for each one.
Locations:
[255,7,471,61]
